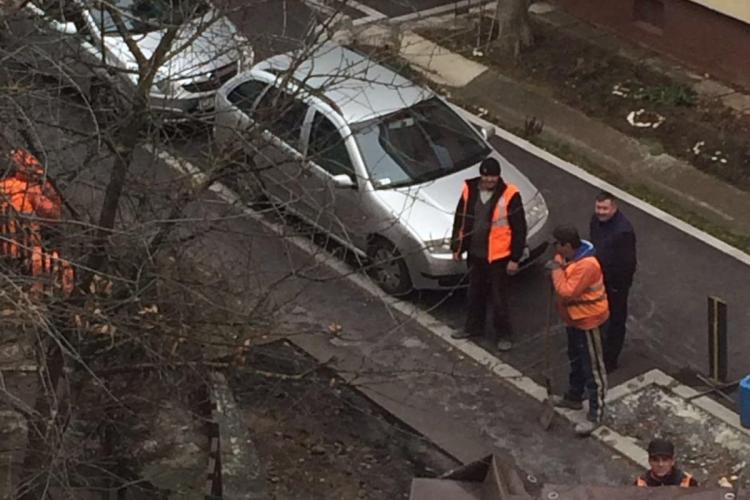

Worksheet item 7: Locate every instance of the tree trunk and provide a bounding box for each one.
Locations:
[492,0,534,59]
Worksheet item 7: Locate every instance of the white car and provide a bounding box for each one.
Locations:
[213,44,551,294]
[25,0,253,116]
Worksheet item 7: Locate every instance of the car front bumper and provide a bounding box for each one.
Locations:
[406,214,553,291]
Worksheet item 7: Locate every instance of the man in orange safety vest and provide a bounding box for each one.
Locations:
[1,147,73,295]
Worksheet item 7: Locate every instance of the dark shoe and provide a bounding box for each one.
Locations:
[451,330,476,340]
[496,339,513,352]
[605,361,618,374]
[550,394,583,410]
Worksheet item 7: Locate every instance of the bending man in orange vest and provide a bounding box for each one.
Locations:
[4,148,62,219]
[1,148,72,295]
[636,438,698,487]
[547,224,609,436]
[450,157,527,352]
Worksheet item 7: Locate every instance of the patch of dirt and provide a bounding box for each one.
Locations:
[607,385,749,489]
[417,17,750,189]
[230,341,458,500]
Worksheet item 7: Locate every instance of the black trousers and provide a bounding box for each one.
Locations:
[464,256,513,339]
[566,324,608,421]
[603,283,630,368]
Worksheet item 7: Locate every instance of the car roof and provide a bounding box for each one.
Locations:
[255,43,432,124]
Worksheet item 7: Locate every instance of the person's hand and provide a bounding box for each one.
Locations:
[544,260,560,272]
[452,251,463,262]
[506,260,519,275]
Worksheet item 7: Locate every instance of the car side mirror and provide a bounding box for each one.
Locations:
[331,174,355,189]
[480,126,495,140]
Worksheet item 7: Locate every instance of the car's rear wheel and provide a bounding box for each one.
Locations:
[367,238,412,296]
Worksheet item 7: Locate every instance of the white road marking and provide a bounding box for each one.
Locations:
[450,104,750,267]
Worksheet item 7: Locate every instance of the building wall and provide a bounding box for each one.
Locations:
[556,0,750,91]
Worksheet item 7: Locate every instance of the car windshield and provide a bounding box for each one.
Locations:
[352,97,491,189]
[93,0,209,35]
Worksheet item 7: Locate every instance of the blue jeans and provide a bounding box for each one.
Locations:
[566,324,608,421]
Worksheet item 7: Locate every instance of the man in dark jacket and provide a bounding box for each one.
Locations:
[589,191,637,373]
[450,157,527,351]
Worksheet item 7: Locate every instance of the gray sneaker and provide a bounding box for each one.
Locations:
[496,339,513,352]
[550,395,583,410]
[574,419,600,436]
[451,330,476,340]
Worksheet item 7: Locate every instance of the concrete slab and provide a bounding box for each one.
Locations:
[399,32,487,87]
[692,79,736,98]
[722,92,750,114]
[529,1,557,15]
[609,385,749,487]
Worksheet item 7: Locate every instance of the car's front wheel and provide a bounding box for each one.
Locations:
[367,238,413,296]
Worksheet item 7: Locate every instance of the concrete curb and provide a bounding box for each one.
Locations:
[208,371,266,499]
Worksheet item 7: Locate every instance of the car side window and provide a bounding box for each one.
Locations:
[253,87,308,149]
[227,80,268,113]
[308,113,354,178]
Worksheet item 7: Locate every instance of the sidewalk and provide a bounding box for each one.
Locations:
[380,3,750,245]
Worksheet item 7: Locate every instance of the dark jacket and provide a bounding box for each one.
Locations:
[589,210,636,288]
[451,178,527,262]
[635,468,698,487]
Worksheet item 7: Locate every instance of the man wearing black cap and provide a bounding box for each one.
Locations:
[450,157,527,351]
[635,438,698,487]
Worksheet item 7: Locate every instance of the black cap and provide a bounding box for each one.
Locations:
[479,157,501,176]
[647,439,674,458]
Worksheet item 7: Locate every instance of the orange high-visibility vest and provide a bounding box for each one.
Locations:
[459,183,519,263]
[562,256,608,321]
[636,472,693,487]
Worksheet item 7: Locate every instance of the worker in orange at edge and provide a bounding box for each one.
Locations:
[1,147,61,257]
[1,148,72,295]
[6,147,62,220]
[636,438,698,487]
[546,224,609,437]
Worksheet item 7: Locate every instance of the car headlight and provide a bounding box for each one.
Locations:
[424,237,453,255]
[525,191,549,230]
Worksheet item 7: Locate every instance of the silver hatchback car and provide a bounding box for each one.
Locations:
[25,0,252,116]
[213,43,551,294]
